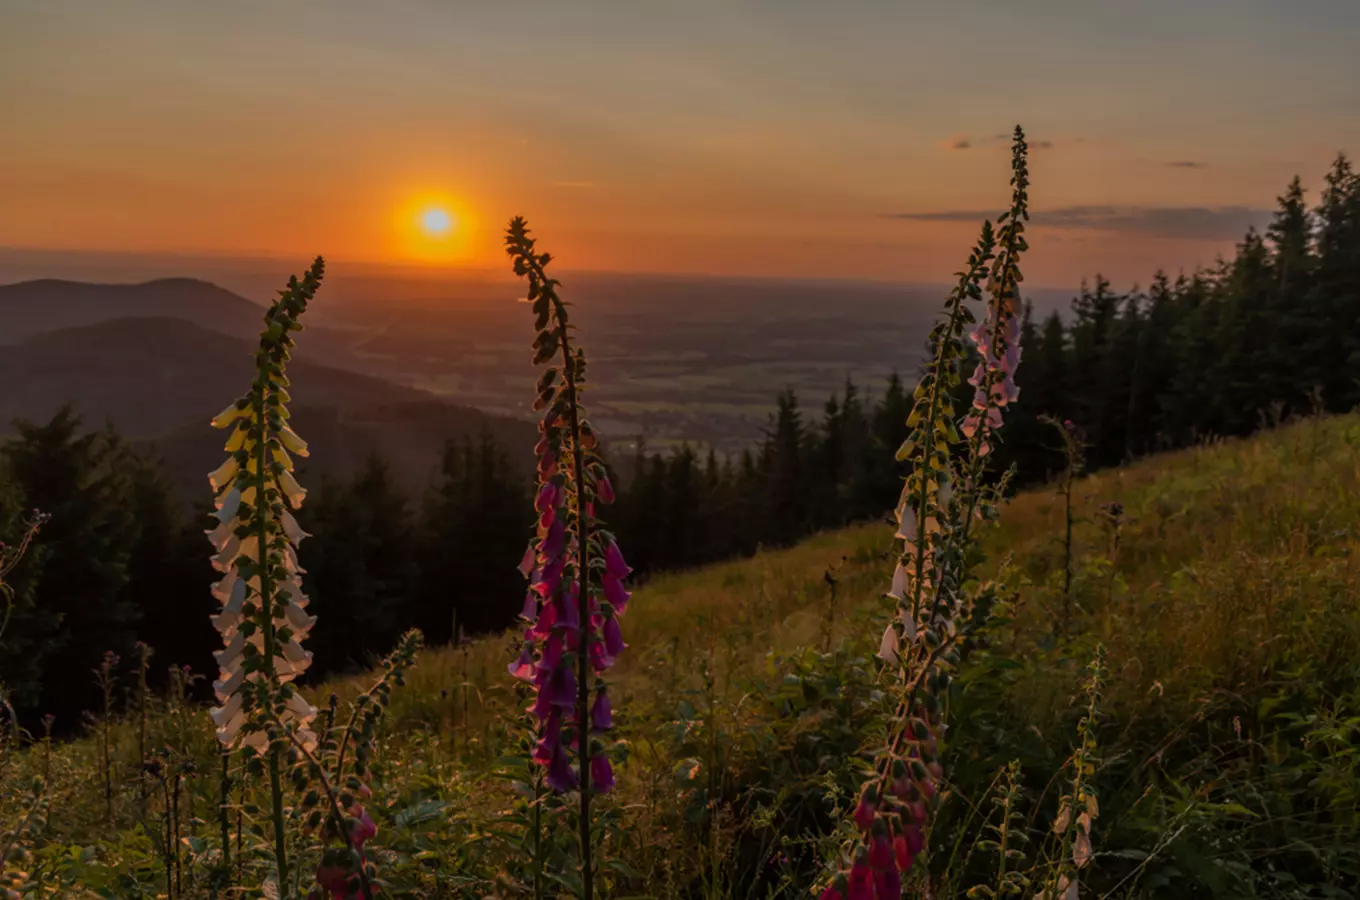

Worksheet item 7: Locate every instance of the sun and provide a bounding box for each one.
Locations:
[421,207,454,236]
[392,192,477,263]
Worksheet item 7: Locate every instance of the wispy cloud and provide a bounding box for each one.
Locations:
[883,204,1273,240]
[1164,160,1208,169]
[947,133,1055,151]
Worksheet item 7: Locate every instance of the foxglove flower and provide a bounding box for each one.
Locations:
[846,856,874,900]
[590,754,615,794]
[963,130,1030,458]
[507,218,632,895]
[207,259,324,755]
[591,689,613,731]
[818,876,848,900]
[824,129,1031,898]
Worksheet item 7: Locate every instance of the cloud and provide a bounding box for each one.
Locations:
[974,133,1054,151]
[883,204,1273,240]
[941,135,972,151]
[1164,160,1207,169]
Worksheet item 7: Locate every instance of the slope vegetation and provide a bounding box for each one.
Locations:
[10,413,1360,897]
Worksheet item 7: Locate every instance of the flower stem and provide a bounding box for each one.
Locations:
[283,725,375,900]
[219,750,231,873]
[556,322,595,900]
[253,387,289,889]
[532,767,546,900]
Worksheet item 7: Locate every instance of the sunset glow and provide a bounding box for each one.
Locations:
[391,192,477,265]
[1,2,1358,286]
[422,208,453,236]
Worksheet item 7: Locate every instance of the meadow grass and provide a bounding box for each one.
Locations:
[4,411,1359,897]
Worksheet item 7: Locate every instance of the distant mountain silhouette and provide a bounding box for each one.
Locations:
[0,277,268,343]
[0,316,429,437]
[0,316,537,498]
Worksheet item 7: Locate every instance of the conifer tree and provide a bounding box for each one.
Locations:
[2,409,138,721]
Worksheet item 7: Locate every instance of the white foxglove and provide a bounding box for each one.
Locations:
[206,259,325,754]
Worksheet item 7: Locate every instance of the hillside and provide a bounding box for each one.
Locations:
[0,315,539,495]
[9,412,1359,897]
[0,316,427,438]
[0,277,266,343]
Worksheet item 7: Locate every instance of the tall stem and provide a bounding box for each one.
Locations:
[162,777,175,899]
[556,324,594,900]
[282,726,375,900]
[253,388,289,888]
[219,750,231,873]
[1063,467,1074,604]
[173,772,183,894]
[138,649,149,816]
[532,764,546,900]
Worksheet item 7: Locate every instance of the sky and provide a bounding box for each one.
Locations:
[2,0,1359,288]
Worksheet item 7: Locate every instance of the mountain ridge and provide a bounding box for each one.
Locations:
[0,314,538,497]
[0,276,268,343]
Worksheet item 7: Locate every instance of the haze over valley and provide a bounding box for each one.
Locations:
[0,255,1071,472]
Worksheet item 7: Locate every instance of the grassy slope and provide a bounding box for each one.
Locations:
[8,412,1360,897]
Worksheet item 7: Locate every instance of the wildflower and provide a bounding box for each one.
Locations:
[507,218,633,896]
[867,826,894,869]
[533,711,563,765]
[541,662,577,711]
[207,260,324,756]
[603,539,630,579]
[892,833,914,872]
[821,128,1032,899]
[846,856,874,900]
[603,573,631,613]
[590,754,615,793]
[1072,828,1092,868]
[853,785,878,831]
[554,582,582,632]
[314,858,351,896]
[877,623,899,665]
[591,689,613,731]
[601,616,627,664]
[347,805,377,851]
[819,876,848,900]
[547,742,578,792]
[873,867,902,900]
[508,639,535,682]
[1035,876,1079,900]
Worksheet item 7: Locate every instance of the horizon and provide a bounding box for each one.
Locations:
[5,1,1358,287]
[0,244,1080,293]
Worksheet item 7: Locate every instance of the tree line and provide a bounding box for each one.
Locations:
[0,153,1356,728]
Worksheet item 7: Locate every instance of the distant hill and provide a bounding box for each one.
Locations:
[0,315,538,497]
[142,400,538,502]
[0,277,268,343]
[0,316,429,438]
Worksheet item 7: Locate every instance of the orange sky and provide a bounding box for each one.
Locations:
[3,1,1358,287]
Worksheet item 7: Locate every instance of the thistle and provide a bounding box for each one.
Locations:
[505,216,629,900]
[820,127,1030,900]
[206,257,325,886]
